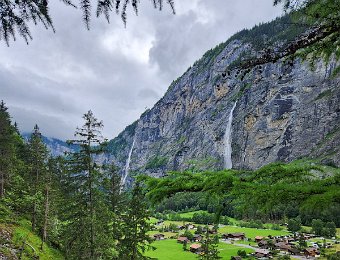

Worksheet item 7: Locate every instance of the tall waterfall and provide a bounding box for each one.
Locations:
[224,102,237,169]
[120,138,136,190]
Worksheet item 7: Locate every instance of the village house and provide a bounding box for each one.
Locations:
[288,247,300,255]
[190,243,202,254]
[255,236,264,242]
[254,249,271,258]
[177,225,186,230]
[193,234,202,242]
[258,240,269,249]
[186,223,195,230]
[177,236,189,244]
[222,233,246,240]
[304,248,320,258]
[275,242,291,252]
[153,233,165,241]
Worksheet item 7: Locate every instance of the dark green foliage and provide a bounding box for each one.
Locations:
[239,220,264,229]
[0,100,17,198]
[155,192,209,213]
[61,110,114,259]
[116,182,154,259]
[327,252,340,260]
[144,160,340,227]
[145,156,168,170]
[298,234,307,249]
[237,250,247,258]
[312,219,337,237]
[26,124,49,232]
[192,212,214,225]
[312,219,324,236]
[183,229,194,241]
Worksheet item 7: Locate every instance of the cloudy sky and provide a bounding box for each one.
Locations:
[0,0,283,140]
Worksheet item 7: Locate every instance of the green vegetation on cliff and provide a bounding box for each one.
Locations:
[143,159,340,227]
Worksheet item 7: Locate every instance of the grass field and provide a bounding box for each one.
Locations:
[176,210,207,219]
[144,239,254,260]
[218,225,290,238]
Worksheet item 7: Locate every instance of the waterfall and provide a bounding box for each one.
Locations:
[224,102,237,169]
[120,138,136,190]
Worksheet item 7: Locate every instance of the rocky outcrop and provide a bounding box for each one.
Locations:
[106,18,340,180]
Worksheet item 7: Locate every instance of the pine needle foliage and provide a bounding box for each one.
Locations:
[0,0,175,45]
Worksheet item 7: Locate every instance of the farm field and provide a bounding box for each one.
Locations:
[144,239,254,260]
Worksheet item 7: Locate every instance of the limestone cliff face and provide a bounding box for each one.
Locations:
[106,22,340,180]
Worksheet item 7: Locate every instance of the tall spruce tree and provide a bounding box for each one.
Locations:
[62,110,113,259]
[0,101,16,198]
[117,181,154,259]
[27,124,49,232]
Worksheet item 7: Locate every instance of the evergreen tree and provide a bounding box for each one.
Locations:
[312,219,324,236]
[27,124,49,232]
[61,110,113,259]
[117,181,154,259]
[0,101,16,198]
[287,217,301,233]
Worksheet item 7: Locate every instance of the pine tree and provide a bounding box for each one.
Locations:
[27,124,49,232]
[0,101,16,198]
[62,110,113,259]
[117,181,154,259]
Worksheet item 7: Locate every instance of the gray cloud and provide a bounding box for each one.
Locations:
[0,0,283,140]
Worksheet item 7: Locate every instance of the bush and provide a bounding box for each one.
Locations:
[271,224,283,230]
[237,250,247,258]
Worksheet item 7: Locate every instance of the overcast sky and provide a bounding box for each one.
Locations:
[0,0,283,140]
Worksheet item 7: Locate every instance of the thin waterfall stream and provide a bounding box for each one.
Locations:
[224,102,237,169]
[120,138,136,191]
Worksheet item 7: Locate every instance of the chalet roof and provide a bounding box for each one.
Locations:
[288,247,300,254]
[305,248,319,253]
[177,237,188,241]
[255,249,270,255]
[229,232,245,237]
[190,244,201,249]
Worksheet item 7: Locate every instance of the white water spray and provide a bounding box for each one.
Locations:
[120,138,136,190]
[224,102,237,169]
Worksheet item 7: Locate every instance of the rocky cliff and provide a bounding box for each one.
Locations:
[105,16,340,182]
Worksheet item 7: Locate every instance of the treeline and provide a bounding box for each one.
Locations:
[143,160,340,228]
[0,101,153,259]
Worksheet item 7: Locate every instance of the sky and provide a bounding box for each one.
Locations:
[0,0,283,140]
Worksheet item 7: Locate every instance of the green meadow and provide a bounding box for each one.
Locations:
[145,239,254,260]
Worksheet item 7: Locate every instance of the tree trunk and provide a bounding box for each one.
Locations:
[88,139,95,259]
[0,169,4,198]
[32,167,39,232]
[41,184,49,250]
